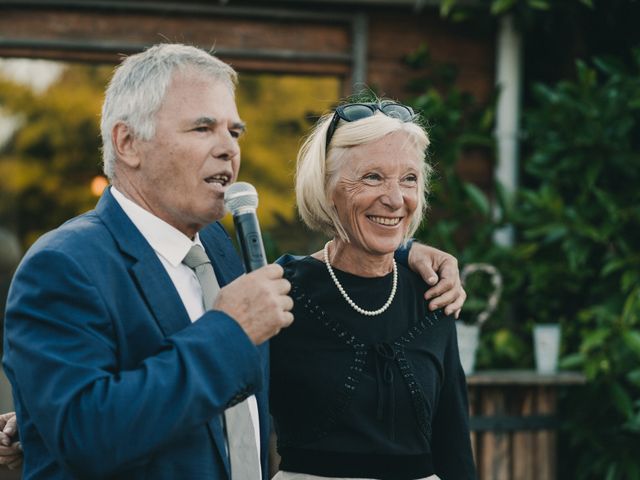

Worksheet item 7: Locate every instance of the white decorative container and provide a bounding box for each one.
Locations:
[533,324,561,374]
[456,322,480,375]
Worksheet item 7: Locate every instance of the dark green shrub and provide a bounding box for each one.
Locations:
[518,50,640,479]
[406,45,530,368]
[407,40,640,477]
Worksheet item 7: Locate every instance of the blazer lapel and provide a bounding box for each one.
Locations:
[200,223,245,288]
[96,188,191,337]
[130,260,191,337]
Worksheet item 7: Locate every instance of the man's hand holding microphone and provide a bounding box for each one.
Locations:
[214,182,293,345]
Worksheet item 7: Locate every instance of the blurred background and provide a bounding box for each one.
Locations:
[0,0,638,478]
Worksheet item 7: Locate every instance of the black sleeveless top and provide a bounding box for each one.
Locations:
[270,256,476,480]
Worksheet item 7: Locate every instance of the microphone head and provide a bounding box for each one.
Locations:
[224,182,259,215]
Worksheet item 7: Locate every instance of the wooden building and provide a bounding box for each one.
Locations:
[0,0,495,101]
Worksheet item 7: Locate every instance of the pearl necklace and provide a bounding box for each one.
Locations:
[323,240,398,316]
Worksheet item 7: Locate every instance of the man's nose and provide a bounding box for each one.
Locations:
[213,132,240,160]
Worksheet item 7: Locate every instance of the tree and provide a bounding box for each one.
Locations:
[0,64,109,247]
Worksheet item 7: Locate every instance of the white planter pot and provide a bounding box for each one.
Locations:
[533,324,561,374]
[456,322,480,375]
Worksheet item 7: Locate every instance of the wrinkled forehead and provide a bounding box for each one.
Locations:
[336,131,424,175]
[160,69,241,118]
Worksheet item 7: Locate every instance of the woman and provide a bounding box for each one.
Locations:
[271,100,476,480]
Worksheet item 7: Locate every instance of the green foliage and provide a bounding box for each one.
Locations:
[0,67,340,255]
[406,45,529,367]
[0,65,110,247]
[406,40,640,477]
[519,50,640,478]
[439,0,593,25]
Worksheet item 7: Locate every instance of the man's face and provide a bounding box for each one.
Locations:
[132,69,244,237]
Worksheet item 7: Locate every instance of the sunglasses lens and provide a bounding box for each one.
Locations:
[381,104,414,121]
[327,102,414,149]
[340,104,376,122]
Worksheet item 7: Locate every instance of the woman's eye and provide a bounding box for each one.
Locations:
[402,174,418,184]
[363,173,382,182]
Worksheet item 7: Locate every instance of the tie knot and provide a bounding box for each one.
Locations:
[182,245,210,269]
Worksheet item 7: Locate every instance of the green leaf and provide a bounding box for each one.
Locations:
[527,0,550,10]
[576,60,597,88]
[624,405,640,433]
[601,258,629,277]
[439,0,457,17]
[545,224,568,244]
[559,352,584,369]
[463,182,491,217]
[622,288,640,326]
[593,56,626,77]
[623,461,640,478]
[622,330,640,357]
[490,0,516,15]
[450,10,471,23]
[622,271,640,294]
[627,368,640,387]
[581,329,609,352]
[611,382,634,419]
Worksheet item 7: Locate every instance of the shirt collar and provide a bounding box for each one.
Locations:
[110,186,203,267]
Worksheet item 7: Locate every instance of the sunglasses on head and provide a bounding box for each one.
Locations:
[325,101,416,150]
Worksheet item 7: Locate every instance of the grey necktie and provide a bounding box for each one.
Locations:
[225,402,261,479]
[182,245,261,479]
[182,244,220,311]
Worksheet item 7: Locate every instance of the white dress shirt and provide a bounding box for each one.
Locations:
[111,186,261,470]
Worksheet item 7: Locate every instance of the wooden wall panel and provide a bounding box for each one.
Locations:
[0,5,352,74]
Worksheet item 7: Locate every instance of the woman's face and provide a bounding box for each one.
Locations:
[331,130,422,257]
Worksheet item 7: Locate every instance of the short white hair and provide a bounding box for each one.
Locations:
[296,107,432,243]
[100,43,238,180]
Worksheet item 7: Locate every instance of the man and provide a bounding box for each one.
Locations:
[3,44,465,479]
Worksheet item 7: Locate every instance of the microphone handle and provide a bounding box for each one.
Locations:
[233,210,267,272]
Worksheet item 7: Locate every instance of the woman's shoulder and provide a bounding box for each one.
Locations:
[397,263,456,334]
[277,253,327,287]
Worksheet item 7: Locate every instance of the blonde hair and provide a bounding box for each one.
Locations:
[296,106,432,243]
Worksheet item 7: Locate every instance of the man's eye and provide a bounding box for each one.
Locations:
[193,126,209,133]
[230,130,243,139]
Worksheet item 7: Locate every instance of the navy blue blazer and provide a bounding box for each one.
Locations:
[3,188,271,479]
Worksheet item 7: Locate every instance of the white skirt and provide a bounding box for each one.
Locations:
[272,471,440,480]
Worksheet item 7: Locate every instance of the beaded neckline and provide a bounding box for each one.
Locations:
[323,240,398,317]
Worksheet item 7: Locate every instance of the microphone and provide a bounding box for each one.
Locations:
[224,182,268,272]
